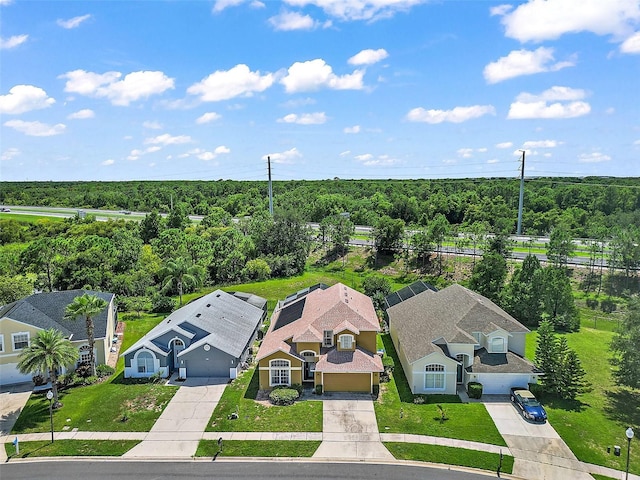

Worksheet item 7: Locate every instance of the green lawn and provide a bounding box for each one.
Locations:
[0,213,65,223]
[385,443,514,474]
[526,328,639,475]
[196,440,320,457]
[4,440,139,458]
[11,312,177,434]
[206,366,323,432]
[375,335,506,446]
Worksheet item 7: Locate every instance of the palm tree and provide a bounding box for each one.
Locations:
[64,293,108,377]
[160,257,202,306]
[17,328,78,407]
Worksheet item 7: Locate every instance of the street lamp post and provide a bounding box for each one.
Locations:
[46,390,54,444]
[626,427,634,480]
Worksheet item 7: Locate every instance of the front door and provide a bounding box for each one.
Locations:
[173,339,185,369]
[302,351,316,381]
[456,354,467,384]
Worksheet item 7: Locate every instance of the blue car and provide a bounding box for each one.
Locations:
[510,388,547,422]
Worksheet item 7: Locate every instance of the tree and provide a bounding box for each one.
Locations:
[558,345,590,400]
[469,252,507,303]
[166,203,190,230]
[160,257,203,306]
[534,320,560,394]
[502,254,543,327]
[547,225,575,269]
[323,214,355,256]
[372,215,405,256]
[17,328,78,407]
[139,210,162,244]
[64,293,108,377]
[0,274,35,304]
[410,227,434,268]
[362,274,392,314]
[610,297,640,389]
[428,213,450,275]
[539,267,579,332]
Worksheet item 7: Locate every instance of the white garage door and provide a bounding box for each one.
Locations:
[476,373,531,394]
[0,363,33,386]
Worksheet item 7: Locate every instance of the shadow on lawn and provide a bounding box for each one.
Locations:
[10,399,51,432]
[604,388,640,426]
[243,368,260,400]
[542,396,589,413]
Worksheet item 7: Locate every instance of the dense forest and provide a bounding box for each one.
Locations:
[2,177,639,237]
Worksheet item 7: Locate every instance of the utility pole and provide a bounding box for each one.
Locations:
[267,156,273,215]
[517,150,525,235]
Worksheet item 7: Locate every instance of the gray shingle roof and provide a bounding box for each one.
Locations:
[387,284,529,364]
[468,348,542,374]
[122,290,266,359]
[0,290,114,341]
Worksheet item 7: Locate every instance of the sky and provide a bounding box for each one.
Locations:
[1,0,640,182]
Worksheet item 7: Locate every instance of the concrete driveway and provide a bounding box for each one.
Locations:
[123,376,228,458]
[484,400,594,480]
[0,383,33,462]
[312,392,393,460]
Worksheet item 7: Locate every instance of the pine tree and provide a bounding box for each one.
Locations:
[559,349,590,400]
[610,298,640,389]
[534,320,559,394]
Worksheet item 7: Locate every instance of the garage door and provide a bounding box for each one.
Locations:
[476,373,531,394]
[323,373,371,392]
[0,363,33,386]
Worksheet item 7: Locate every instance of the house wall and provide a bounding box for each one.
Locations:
[509,332,527,356]
[124,348,170,379]
[409,352,459,395]
[297,342,320,355]
[471,372,540,394]
[0,318,44,385]
[258,351,303,389]
[355,331,377,353]
[179,344,236,377]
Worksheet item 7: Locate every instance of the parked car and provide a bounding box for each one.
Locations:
[0,207,10,212]
[510,387,547,422]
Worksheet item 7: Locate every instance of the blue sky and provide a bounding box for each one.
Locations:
[1,0,639,182]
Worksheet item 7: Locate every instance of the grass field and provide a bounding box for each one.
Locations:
[0,213,65,223]
[526,328,639,475]
[4,440,139,458]
[195,440,320,457]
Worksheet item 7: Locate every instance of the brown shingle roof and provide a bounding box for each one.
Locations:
[387,283,529,364]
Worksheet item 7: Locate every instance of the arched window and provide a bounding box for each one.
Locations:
[79,345,92,364]
[269,359,290,386]
[425,364,445,390]
[491,337,506,353]
[137,351,155,374]
[339,334,354,350]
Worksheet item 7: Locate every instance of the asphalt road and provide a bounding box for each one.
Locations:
[1,460,500,479]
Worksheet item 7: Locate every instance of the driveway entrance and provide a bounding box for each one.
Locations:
[484,400,594,480]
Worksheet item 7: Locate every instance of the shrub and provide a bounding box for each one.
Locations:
[151,294,175,313]
[96,364,115,378]
[467,382,483,399]
[269,388,299,406]
[32,374,46,386]
[586,298,599,309]
[413,395,426,404]
[372,384,379,398]
[528,382,545,398]
[57,373,80,388]
[315,384,323,395]
[75,363,93,378]
[600,298,617,313]
[382,355,395,370]
[149,371,165,384]
[80,375,98,386]
[289,383,304,395]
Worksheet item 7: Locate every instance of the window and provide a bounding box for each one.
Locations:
[425,364,445,390]
[339,334,354,350]
[79,345,92,364]
[269,359,290,386]
[137,351,155,373]
[0,334,4,353]
[323,330,333,347]
[491,337,506,353]
[12,332,30,351]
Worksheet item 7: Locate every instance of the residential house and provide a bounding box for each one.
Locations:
[256,283,383,394]
[121,290,266,379]
[386,282,541,395]
[0,290,116,386]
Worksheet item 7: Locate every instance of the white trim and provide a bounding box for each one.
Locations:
[0,334,4,353]
[338,334,354,350]
[489,336,506,353]
[323,330,334,347]
[269,358,291,386]
[11,332,30,351]
[424,363,446,391]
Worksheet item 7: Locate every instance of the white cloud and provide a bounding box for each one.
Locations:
[495,0,640,43]
[101,159,115,166]
[278,112,327,124]
[0,34,28,49]
[262,147,302,164]
[348,48,389,65]
[188,64,274,102]
[344,125,360,133]
[184,146,231,161]
[60,69,175,106]
[67,109,95,119]
[1,147,20,161]
[496,142,513,149]
[280,59,364,93]
[57,14,92,29]
[4,120,66,136]
[0,85,55,114]
[490,4,513,16]
[457,148,473,158]
[144,134,192,145]
[621,31,640,53]
[579,152,611,163]
[477,147,488,153]
[523,139,561,148]
[508,86,591,119]
[146,146,162,153]
[212,0,246,13]
[483,47,574,83]
[143,121,162,129]
[340,150,351,156]
[0,0,15,5]
[283,0,427,21]
[269,11,320,30]
[356,154,400,166]
[487,158,500,164]
[406,104,496,124]
[196,112,222,124]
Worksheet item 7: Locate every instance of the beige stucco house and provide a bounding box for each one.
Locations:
[256,283,383,394]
